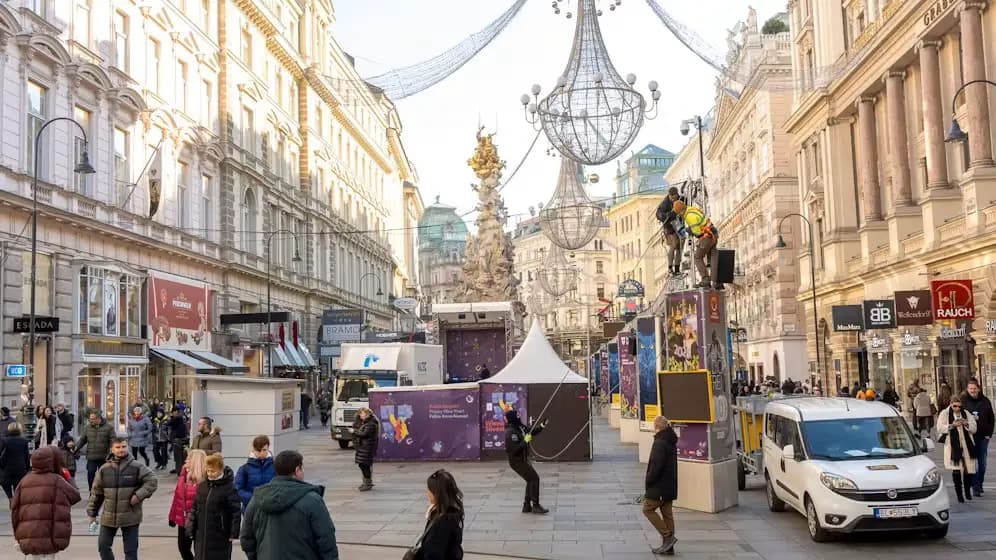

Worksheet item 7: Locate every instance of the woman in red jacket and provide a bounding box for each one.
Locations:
[167,449,207,560]
[11,446,82,557]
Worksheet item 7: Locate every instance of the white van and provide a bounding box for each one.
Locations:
[762,398,949,542]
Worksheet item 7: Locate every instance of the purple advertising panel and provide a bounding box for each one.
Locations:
[599,349,609,395]
[445,328,507,382]
[673,422,709,462]
[663,292,704,371]
[618,335,639,419]
[479,383,527,452]
[369,387,481,461]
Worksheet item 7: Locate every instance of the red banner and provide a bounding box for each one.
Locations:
[931,280,974,321]
[148,272,210,350]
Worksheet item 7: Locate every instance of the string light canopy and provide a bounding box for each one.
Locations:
[521,0,659,165]
[540,156,604,252]
[537,245,579,297]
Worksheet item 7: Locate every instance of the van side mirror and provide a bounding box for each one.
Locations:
[922,438,936,453]
[782,444,796,460]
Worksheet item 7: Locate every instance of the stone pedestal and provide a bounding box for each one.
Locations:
[637,429,654,463]
[609,405,621,428]
[888,206,923,254]
[920,189,963,249]
[960,166,996,234]
[620,417,640,443]
[674,458,739,513]
[860,220,889,256]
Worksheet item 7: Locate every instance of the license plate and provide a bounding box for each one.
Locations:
[874,507,918,519]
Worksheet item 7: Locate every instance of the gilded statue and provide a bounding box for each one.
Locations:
[467,126,505,181]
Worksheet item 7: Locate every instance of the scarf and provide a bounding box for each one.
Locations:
[947,407,977,465]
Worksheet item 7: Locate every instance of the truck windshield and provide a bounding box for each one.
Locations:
[800,417,917,461]
[336,378,373,402]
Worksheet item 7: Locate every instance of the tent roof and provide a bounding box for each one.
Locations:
[480,321,588,385]
[369,382,479,393]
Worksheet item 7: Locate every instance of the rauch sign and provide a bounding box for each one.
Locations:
[930,280,975,320]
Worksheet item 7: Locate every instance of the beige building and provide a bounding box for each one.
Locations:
[0,0,421,420]
[710,12,806,385]
[785,0,996,398]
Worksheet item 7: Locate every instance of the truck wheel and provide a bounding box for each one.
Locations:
[737,458,747,491]
[338,439,351,449]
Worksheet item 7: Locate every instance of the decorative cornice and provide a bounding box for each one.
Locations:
[882,70,906,85]
[916,39,944,52]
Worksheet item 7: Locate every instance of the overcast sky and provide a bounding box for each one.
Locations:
[334,0,787,234]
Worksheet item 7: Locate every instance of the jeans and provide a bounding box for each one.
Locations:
[98,524,139,560]
[87,459,103,491]
[642,498,675,539]
[693,235,716,284]
[153,442,169,467]
[1,472,24,499]
[974,436,991,492]
[177,525,194,560]
[172,441,187,472]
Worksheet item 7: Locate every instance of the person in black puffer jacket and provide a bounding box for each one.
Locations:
[0,423,31,502]
[415,469,464,560]
[188,454,241,560]
[352,408,379,492]
[503,407,548,515]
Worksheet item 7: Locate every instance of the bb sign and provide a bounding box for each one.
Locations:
[863,300,897,329]
[930,279,974,320]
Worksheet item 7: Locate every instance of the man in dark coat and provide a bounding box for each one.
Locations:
[300,393,313,430]
[167,408,189,474]
[240,450,339,560]
[0,406,13,439]
[963,380,995,497]
[655,187,686,276]
[0,423,31,501]
[504,408,549,514]
[644,416,678,555]
[76,412,115,491]
[87,437,158,560]
[881,382,900,408]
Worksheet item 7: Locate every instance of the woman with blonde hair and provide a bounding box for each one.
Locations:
[168,449,208,560]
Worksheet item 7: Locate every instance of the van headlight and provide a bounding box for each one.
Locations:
[820,472,858,491]
[922,468,941,488]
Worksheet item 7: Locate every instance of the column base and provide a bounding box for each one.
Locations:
[959,165,996,234]
[920,187,963,249]
[859,220,889,258]
[887,205,923,257]
[673,458,739,513]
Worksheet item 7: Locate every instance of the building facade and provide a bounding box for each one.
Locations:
[418,197,469,309]
[785,0,996,400]
[0,0,421,423]
[710,12,806,386]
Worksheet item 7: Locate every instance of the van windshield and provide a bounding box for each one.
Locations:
[800,417,917,461]
[336,378,373,402]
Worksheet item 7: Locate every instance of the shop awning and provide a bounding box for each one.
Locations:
[188,351,249,374]
[339,344,402,372]
[150,348,219,373]
[283,336,308,368]
[298,344,318,368]
[270,345,292,368]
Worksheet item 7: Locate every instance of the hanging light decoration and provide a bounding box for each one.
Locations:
[540,156,604,251]
[521,0,659,165]
[537,245,579,297]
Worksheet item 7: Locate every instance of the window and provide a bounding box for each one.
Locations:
[241,188,257,252]
[73,106,91,195]
[27,0,45,17]
[597,283,605,299]
[177,61,188,111]
[73,1,91,45]
[202,80,213,127]
[242,107,254,154]
[241,28,252,68]
[177,162,189,228]
[148,39,161,93]
[25,81,46,175]
[201,0,211,31]
[113,11,129,71]
[200,175,212,237]
[78,267,142,338]
[113,128,129,205]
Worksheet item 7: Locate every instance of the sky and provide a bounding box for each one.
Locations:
[333,0,788,230]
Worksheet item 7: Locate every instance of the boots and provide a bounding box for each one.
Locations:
[954,471,969,503]
[522,500,532,513]
[530,503,549,514]
[358,478,373,492]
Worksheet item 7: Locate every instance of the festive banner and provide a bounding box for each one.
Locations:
[599,349,609,395]
[479,383,527,452]
[370,387,481,461]
[663,292,703,371]
[618,335,638,419]
[674,422,709,462]
[608,342,620,400]
[636,317,657,429]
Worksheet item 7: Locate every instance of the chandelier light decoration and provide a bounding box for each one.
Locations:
[537,245,579,297]
[540,156,604,251]
[521,0,659,165]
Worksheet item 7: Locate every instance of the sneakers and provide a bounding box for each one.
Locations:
[652,536,677,555]
[530,503,549,515]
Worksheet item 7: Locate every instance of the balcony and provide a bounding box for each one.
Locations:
[901,232,924,256]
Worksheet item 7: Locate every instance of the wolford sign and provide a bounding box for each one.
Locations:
[930,280,975,320]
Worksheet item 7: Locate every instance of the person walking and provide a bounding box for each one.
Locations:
[60,432,79,482]
[0,406,14,439]
[168,450,208,560]
[937,396,978,503]
[882,382,900,408]
[0,423,31,504]
[188,454,242,560]
[235,435,275,511]
[11,446,81,559]
[240,450,339,560]
[87,437,158,560]
[962,380,994,497]
[317,393,332,429]
[503,406,549,514]
[126,407,153,467]
[168,408,190,474]
[352,408,378,491]
[77,411,116,491]
[914,389,934,438]
[152,409,171,470]
[411,469,464,560]
[190,417,223,455]
[300,393,313,430]
[35,406,58,448]
[54,403,75,438]
[938,382,953,411]
[644,416,679,555]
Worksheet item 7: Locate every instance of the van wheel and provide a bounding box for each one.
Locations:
[766,476,785,512]
[806,497,831,542]
[338,439,351,449]
[925,526,948,540]
[737,459,747,491]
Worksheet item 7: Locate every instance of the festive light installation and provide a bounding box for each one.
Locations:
[537,245,579,297]
[539,156,604,251]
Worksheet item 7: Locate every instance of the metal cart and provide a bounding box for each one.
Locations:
[734,395,770,491]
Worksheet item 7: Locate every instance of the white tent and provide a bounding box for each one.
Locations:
[480,321,588,385]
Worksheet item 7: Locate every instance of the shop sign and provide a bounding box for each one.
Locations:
[12,316,60,333]
[895,290,933,326]
[931,279,975,320]
[392,297,417,311]
[618,279,644,298]
[863,300,897,329]
[5,364,26,378]
[732,328,748,343]
[148,271,211,351]
[939,326,967,339]
[867,335,888,351]
[22,253,51,316]
[831,305,864,331]
[321,309,364,342]
[986,320,996,334]
[901,333,923,347]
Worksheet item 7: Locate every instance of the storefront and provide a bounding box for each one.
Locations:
[866,333,893,393]
[896,329,933,410]
[935,322,975,397]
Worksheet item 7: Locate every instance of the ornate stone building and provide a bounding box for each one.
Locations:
[418,197,469,309]
[785,0,996,398]
[0,1,421,423]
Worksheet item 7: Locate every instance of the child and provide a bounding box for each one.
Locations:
[59,432,78,480]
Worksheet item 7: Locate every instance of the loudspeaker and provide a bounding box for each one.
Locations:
[711,248,735,285]
[627,335,637,355]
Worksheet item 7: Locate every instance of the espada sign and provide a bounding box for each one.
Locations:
[930,280,975,321]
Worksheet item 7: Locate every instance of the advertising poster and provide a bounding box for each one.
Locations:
[445,328,507,382]
[479,383,527,452]
[618,335,639,419]
[674,422,709,462]
[636,317,658,430]
[663,292,704,371]
[148,271,210,350]
[599,350,609,395]
[591,356,601,393]
[703,295,735,463]
[370,388,481,461]
[608,342,620,401]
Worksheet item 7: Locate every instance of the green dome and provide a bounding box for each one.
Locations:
[418,196,469,250]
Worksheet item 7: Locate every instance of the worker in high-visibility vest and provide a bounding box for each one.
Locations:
[672,200,719,288]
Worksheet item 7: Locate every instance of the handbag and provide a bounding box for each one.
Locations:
[402,517,438,560]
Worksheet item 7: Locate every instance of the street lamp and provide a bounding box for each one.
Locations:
[24,117,94,440]
[359,272,384,298]
[774,213,822,393]
[945,79,996,143]
[265,229,302,377]
[680,115,706,183]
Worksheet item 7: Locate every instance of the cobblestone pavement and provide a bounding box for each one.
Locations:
[2,414,996,559]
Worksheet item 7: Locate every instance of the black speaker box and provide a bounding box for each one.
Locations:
[627,335,637,355]
[711,248,735,285]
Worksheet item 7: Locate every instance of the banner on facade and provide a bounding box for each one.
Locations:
[370,386,481,461]
[931,280,975,320]
[607,342,620,398]
[148,271,210,350]
[321,309,364,342]
[894,290,933,326]
[831,305,864,331]
[862,300,897,329]
[618,334,638,419]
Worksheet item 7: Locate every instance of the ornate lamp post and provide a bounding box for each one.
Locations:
[774,214,822,392]
[265,230,302,377]
[25,118,95,440]
[359,272,385,298]
[945,79,996,143]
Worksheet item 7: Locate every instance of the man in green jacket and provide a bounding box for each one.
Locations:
[87,437,158,560]
[77,412,116,491]
[240,450,338,560]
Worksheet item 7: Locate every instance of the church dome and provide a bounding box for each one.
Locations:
[418,196,469,251]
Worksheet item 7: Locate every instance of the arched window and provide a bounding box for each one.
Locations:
[242,188,257,253]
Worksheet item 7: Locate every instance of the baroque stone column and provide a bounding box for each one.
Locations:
[958,0,994,167]
[917,40,949,188]
[857,96,882,221]
[884,71,912,206]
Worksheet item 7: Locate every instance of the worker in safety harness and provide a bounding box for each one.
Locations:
[503,404,549,514]
[655,187,686,277]
[672,200,720,289]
